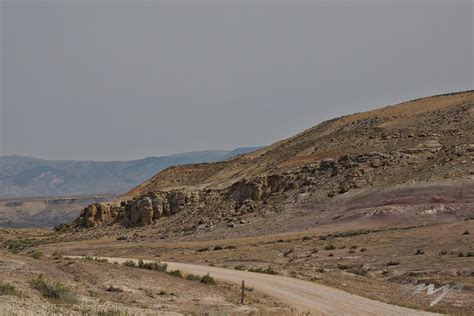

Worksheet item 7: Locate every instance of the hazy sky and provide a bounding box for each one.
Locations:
[0,0,472,161]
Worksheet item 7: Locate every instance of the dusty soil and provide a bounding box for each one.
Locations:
[0,249,289,315]
[32,218,474,315]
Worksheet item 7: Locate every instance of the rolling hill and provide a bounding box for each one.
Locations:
[0,148,260,198]
[72,91,473,234]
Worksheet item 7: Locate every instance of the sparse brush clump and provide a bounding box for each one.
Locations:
[186,273,216,285]
[29,275,78,304]
[137,259,167,272]
[97,308,129,316]
[248,266,277,275]
[234,265,246,271]
[0,281,20,297]
[167,270,183,278]
[386,261,400,266]
[31,250,43,259]
[122,260,137,268]
[415,249,424,255]
[105,285,123,292]
[324,244,335,250]
[348,265,368,277]
[200,273,216,285]
[84,256,108,263]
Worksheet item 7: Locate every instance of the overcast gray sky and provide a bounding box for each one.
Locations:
[0,0,472,161]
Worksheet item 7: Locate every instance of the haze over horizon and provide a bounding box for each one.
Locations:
[1,1,472,161]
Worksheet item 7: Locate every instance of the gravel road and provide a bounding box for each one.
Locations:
[68,256,438,315]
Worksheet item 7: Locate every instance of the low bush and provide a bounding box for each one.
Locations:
[29,275,78,304]
[97,308,129,316]
[122,260,137,268]
[248,266,277,275]
[137,259,167,272]
[200,273,216,285]
[186,274,202,281]
[31,250,43,259]
[324,244,335,250]
[167,270,183,278]
[84,256,108,263]
[348,265,368,277]
[0,281,19,296]
[234,265,246,271]
[386,261,400,266]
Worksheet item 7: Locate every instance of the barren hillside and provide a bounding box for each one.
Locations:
[73,91,473,237]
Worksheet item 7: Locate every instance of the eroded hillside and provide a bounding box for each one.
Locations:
[72,91,474,236]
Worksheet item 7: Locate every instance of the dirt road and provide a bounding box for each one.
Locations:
[68,256,438,315]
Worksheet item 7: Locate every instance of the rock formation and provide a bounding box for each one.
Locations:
[72,91,474,230]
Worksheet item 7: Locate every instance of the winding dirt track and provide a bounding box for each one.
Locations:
[69,256,438,316]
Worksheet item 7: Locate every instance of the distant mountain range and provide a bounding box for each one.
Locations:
[0,147,260,198]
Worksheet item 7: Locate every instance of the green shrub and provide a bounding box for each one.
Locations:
[386,261,400,266]
[84,256,108,263]
[324,244,335,250]
[0,281,19,296]
[360,248,367,252]
[200,273,216,285]
[350,245,358,249]
[167,270,183,278]
[415,249,424,255]
[29,276,78,304]
[186,274,202,281]
[31,250,43,259]
[122,260,137,268]
[248,266,277,275]
[97,308,129,316]
[137,259,167,272]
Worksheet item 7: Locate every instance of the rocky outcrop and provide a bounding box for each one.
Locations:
[76,203,111,228]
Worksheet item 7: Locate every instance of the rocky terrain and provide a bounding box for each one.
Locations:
[72,91,473,236]
[0,147,259,198]
[2,91,471,315]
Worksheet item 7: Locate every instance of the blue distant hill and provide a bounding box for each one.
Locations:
[0,147,261,198]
